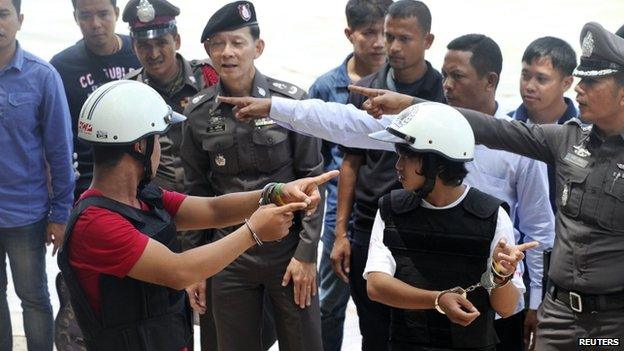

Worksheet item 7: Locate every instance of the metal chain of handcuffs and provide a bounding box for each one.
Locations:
[434,258,514,314]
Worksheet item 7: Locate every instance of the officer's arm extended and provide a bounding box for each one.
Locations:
[348,85,564,165]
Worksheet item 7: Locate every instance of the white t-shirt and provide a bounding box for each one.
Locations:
[363,186,526,295]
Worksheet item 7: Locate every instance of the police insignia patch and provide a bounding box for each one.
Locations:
[238,3,252,21]
[581,32,594,58]
[136,0,156,23]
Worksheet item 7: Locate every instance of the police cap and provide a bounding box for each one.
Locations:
[122,0,180,39]
[573,22,624,78]
[200,1,257,43]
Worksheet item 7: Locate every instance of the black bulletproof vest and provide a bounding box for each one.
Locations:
[379,188,503,350]
[58,185,192,351]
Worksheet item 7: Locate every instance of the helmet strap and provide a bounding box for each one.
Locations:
[413,154,437,199]
[127,136,155,191]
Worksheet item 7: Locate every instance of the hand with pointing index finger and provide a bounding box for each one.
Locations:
[347,85,415,118]
[217,95,272,122]
[492,238,539,277]
[282,170,340,216]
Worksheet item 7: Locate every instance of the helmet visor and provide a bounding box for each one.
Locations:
[164,108,186,125]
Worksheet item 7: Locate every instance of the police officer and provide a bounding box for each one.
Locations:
[123,0,218,196]
[121,1,220,349]
[180,1,324,350]
[57,80,334,351]
[343,22,624,350]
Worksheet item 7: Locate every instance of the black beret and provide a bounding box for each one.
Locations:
[574,22,624,78]
[200,1,258,43]
[122,0,180,39]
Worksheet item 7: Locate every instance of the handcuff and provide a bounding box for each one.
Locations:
[434,258,514,314]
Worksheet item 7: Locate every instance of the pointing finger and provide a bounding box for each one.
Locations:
[274,202,308,214]
[217,95,248,107]
[516,241,539,252]
[347,85,385,98]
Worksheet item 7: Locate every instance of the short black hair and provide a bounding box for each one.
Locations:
[72,0,116,10]
[614,70,624,88]
[521,36,577,76]
[11,0,20,13]
[92,144,130,169]
[345,0,392,30]
[447,34,502,78]
[395,144,468,186]
[616,24,624,38]
[387,0,432,33]
[249,24,260,40]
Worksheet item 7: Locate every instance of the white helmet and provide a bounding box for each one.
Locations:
[78,80,185,144]
[368,102,474,161]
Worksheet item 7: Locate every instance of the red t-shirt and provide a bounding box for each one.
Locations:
[69,188,186,315]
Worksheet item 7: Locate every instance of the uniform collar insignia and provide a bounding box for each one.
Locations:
[581,32,594,58]
[192,94,205,104]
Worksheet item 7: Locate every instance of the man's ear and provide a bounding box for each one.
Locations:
[254,38,265,59]
[344,27,354,43]
[133,140,144,154]
[174,33,181,50]
[562,75,573,92]
[486,72,500,92]
[423,33,434,50]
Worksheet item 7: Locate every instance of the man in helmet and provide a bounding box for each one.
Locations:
[362,102,536,350]
[121,2,220,348]
[57,80,336,351]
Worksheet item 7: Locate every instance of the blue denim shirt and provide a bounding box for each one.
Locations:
[508,97,578,213]
[308,54,352,244]
[0,43,74,227]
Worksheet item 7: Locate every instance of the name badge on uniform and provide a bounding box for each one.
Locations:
[215,154,226,167]
[254,117,275,127]
[564,152,589,168]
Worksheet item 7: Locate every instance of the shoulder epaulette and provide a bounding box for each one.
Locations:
[267,77,307,100]
[184,86,218,115]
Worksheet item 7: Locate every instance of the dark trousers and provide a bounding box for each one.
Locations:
[212,233,321,351]
[349,239,390,351]
[536,292,624,350]
[494,310,525,351]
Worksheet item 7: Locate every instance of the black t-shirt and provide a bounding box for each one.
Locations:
[345,62,446,242]
[50,35,141,195]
